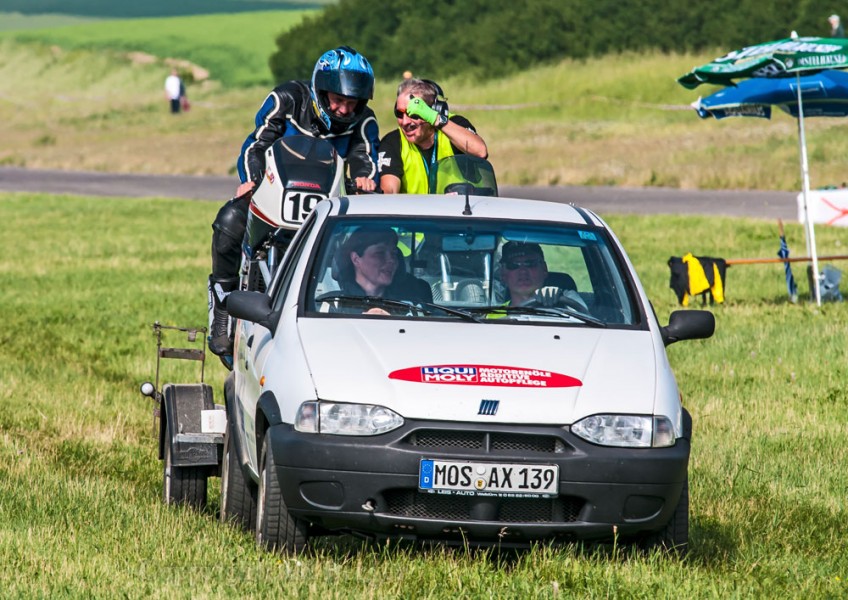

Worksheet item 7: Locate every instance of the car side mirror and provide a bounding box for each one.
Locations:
[227,291,278,331]
[661,310,715,346]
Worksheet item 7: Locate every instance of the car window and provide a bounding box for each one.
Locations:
[270,210,318,311]
[303,217,642,327]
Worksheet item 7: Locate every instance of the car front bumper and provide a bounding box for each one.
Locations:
[268,419,689,545]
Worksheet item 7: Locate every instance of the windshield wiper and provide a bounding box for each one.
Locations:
[420,302,482,323]
[469,305,607,328]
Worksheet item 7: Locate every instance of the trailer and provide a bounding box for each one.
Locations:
[139,322,226,508]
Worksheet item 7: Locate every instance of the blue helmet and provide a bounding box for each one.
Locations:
[311,46,374,132]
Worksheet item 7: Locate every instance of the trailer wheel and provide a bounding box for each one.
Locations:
[256,436,307,553]
[162,419,208,508]
[220,424,257,530]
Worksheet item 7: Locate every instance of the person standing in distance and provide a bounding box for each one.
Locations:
[208,46,380,360]
[164,68,182,114]
[379,78,487,194]
[829,14,845,37]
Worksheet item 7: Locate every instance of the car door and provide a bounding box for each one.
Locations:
[234,211,321,473]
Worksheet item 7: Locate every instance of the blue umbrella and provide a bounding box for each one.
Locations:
[687,67,848,305]
[777,219,799,303]
[692,70,848,119]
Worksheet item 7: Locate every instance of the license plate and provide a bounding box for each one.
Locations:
[418,459,558,497]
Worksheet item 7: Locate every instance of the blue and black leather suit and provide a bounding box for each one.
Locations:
[211,80,380,283]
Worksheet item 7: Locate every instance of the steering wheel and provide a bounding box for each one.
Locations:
[527,287,589,313]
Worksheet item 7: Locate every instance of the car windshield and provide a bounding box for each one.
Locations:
[304,216,641,326]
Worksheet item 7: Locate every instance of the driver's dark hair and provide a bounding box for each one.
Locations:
[334,227,398,284]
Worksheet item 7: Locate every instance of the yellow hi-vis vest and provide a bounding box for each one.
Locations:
[398,129,456,194]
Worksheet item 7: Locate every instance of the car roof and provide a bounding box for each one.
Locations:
[326,194,604,227]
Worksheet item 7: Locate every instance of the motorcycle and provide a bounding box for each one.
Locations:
[207,135,346,370]
[218,146,497,368]
[239,141,497,295]
[240,134,346,293]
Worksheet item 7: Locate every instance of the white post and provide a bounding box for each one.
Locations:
[795,71,822,306]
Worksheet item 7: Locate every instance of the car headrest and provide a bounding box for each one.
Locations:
[544,271,577,291]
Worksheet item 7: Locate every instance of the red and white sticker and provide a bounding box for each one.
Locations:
[289,180,322,190]
[388,365,582,388]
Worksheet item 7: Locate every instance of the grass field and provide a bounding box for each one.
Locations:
[0,13,104,31]
[1,12,848,596]
[0,10,315,87]
[1,192,847,597]
[0,0,329,18]
[3,20,848,190]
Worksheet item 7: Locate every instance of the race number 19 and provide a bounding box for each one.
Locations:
[283,191,325,224]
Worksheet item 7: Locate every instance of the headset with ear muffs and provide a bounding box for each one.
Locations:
[420,79,449,119]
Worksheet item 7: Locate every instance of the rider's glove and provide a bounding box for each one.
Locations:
[406,97,440,126]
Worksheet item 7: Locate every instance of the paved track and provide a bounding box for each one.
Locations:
[0,166,799,220]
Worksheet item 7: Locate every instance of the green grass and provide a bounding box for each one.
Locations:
[4,33,848,191]
[0,10,315,87]
[0,0,330,18]
[1,192,847,597]
[0,12,104,31]
[2,11,847,597]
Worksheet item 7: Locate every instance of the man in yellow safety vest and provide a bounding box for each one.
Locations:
[378,78,488,194]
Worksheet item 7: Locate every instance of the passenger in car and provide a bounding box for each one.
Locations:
[334,227,432,310]
[499,242,588,310]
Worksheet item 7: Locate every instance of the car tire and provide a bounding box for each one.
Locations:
[162,419,208,508]
[219,423,257,530]
[255,436,307,553]
[640,478,689,555]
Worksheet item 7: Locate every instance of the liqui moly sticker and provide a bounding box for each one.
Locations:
[388,365,582,388]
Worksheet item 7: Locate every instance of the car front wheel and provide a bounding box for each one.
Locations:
[255,435,307,553]
[639,478,689,555]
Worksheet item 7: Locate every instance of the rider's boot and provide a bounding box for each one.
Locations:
[207,275,238,359]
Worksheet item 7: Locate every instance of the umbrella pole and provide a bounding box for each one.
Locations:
[795,71,822,306]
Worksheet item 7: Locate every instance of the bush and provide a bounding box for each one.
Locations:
[269,0,829,82]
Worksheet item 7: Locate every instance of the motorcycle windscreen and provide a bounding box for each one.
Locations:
[434,155,498,197]
[272,135,339,193]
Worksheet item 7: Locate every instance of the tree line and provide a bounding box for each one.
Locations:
[270,0,838,82]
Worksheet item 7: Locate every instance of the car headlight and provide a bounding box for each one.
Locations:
[294,401,404,436]
[571,415,676,448]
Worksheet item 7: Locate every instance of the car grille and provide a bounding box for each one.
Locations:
[405,430,570,454]
[382,489,584,523]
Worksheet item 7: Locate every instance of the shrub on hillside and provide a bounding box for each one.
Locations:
[269,0,827,83]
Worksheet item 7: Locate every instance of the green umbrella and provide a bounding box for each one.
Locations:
[678,36,848,89]
[678,34,848,305]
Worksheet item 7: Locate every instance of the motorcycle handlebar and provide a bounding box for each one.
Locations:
[344,178,382,195]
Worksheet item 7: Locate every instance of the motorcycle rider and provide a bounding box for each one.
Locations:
[379,78,487,194]
[208,46,380,360]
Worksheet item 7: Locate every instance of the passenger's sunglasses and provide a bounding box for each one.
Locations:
[503,259,542,270]
[393,105,422,120]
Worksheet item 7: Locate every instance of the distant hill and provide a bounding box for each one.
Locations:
[0,0,331,18]
[0,11,313,87]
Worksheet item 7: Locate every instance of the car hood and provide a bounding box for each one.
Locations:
[297,318,661,424]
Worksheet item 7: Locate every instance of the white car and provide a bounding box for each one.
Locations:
[221,192,714,553]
